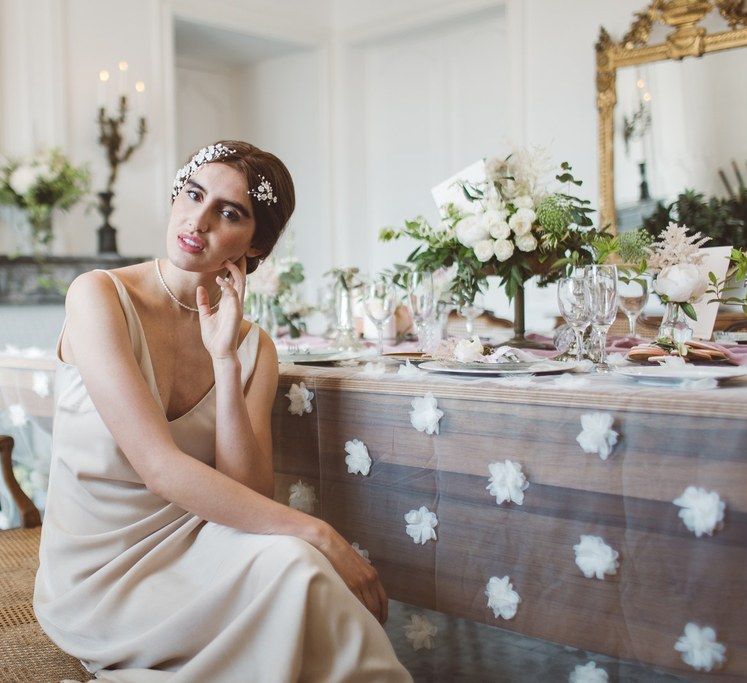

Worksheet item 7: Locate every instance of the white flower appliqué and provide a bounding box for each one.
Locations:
[32,371,51,397]
[404,506,438,545]
[486,460,529,505]
[409,393,444,435]
[362,361,386,377]
[344,439,372,476]
[553,372,590,389]
[576,412,618,461]
[351,542,370,563]
[485,576,521,620]
[403,614,438,651]
[569,661,609,683]
[8,404,28,428]
[397,360,422,379]
[453,336,484,363]
[673,486,725,537]
[288,480,317,513]
[573,535,619,580]
[674,623,726,672]
[285,382,314,416]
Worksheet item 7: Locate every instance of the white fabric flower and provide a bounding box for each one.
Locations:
[485,210,510,239]
[654,263,708,303]
[673,486,725,537]
[404,506,438,544]
[8,404,28,427]
[397,360,422,379]
[409,393,444,435]
[493,239,515,262]
[362,362,386,377]
[509,208,536,236]
[485,576,521,620]
[573,535,619,580]
[473,239,495,263]
[674,623,726,672]
[32,371,51,397]
[344,439,372,476]
[351,542,370,562]
[553,373,590,389]
[576,412,618,460]
[486,460,529,505]
[403,614,438,651]
[288,480,317,513]
[455,215,489,247]
[285,382,314,416]
[569,661,609,683]
[515,232,538,253]
[453,336,484,363]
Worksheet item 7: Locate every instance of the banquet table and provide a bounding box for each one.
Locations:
[2,353,747,679]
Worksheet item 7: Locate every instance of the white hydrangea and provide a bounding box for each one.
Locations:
[573,535,619,580]
[486,460,529,505]
[485,576,521,620]
[409,393,444,435]
[673,486,725,537]
[403,614,438,651]
[285,382,314,416]
[674,623,726,672]
[344,439,372,476]
[288,480,317,513]
[569,661,609,683]
[404,506,438,545]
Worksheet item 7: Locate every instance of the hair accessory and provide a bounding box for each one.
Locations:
[171,143,237,201]
[249,175,278,205]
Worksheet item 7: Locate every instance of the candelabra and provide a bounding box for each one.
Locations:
[96,95,147,255]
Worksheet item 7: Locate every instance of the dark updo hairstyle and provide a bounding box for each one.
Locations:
[180,140,295,273]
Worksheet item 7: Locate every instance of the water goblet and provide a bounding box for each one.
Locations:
[363,277,397,356]
[557,276,592,362]
[617,273,649,338]
[585,264,618,372]
[406,271,436,351]
[459,293,485,338]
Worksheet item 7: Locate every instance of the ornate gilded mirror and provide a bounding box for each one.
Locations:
[597,0,747,233]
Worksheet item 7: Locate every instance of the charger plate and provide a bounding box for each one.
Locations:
[615,365,747,386]
[277,349,362,364]
[419,360,579,376]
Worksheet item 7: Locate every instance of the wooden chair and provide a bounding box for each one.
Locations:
[0,434,91,682]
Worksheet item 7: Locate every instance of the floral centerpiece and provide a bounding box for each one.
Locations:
[380,147,612,344]
[245,257,313,338]
[0,149,90,254]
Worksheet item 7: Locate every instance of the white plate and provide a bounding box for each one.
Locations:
[419,360,580,376]
[614,365,747,386]
[277,349,362,364]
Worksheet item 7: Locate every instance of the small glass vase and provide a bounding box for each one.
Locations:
[333,275,359,351]
[658,302,693,344]
[9,209,54,257]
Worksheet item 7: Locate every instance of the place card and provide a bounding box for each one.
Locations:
[431,158,487,217]
[692,245,733,340]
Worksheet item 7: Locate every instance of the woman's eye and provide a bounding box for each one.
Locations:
[187,189,200,200]
[222,209,240,222]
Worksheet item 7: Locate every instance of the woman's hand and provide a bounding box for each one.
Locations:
[315,523,389,625]
[197,256,247,360]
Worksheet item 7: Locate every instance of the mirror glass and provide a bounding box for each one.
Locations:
[613,48,747,231]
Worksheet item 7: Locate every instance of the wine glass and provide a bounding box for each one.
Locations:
[617,273,649,338]
[557,276,592,362]
[585,264,618,372]
[363,276,397,356]
[406,271,436,351]
[459,292,485,338]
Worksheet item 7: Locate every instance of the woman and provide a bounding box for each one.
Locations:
[33,140,412,682]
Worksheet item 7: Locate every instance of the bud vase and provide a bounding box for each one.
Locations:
[658,302,693,343]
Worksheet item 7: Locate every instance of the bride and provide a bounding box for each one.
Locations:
[33,140,412,682]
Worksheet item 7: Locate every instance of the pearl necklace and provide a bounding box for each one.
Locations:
[154,259,221,313]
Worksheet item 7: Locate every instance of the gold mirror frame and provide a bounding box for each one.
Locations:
[596,0,747,232]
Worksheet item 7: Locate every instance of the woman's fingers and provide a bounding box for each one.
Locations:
[195,285,212,317]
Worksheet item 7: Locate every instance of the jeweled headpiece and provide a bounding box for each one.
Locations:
[249,175,278,205]
[171,143,236,201]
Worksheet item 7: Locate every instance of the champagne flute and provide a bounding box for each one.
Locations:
[363,276,397,356]
[617,274,649,338]
[406,271,436,352]
[585,264,618,372]
[557,276,592,362]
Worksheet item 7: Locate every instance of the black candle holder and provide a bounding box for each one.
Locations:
[96,95,147,255]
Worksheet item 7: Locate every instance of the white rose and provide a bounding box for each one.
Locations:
[9,165,39,195]
[508,208,536,236]
[494,239,515,262]
[484,210,510,240]
[473,239,495,263]
[454,335,484,363]
[455,215,489,247]
[513,195,534,210]
[654,263,708,303]
[515,233,538,252]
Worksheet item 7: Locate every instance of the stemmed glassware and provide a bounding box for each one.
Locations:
[584,264,619,372]
[617,273,649,338]
[557,276,592,362]
[363,276,397,356]
[406,270,436,352]
[459,292,485,338]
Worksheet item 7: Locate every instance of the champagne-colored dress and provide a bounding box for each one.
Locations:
[33,269,412,683]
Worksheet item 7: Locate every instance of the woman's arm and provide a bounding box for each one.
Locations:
[212,329,277,498]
